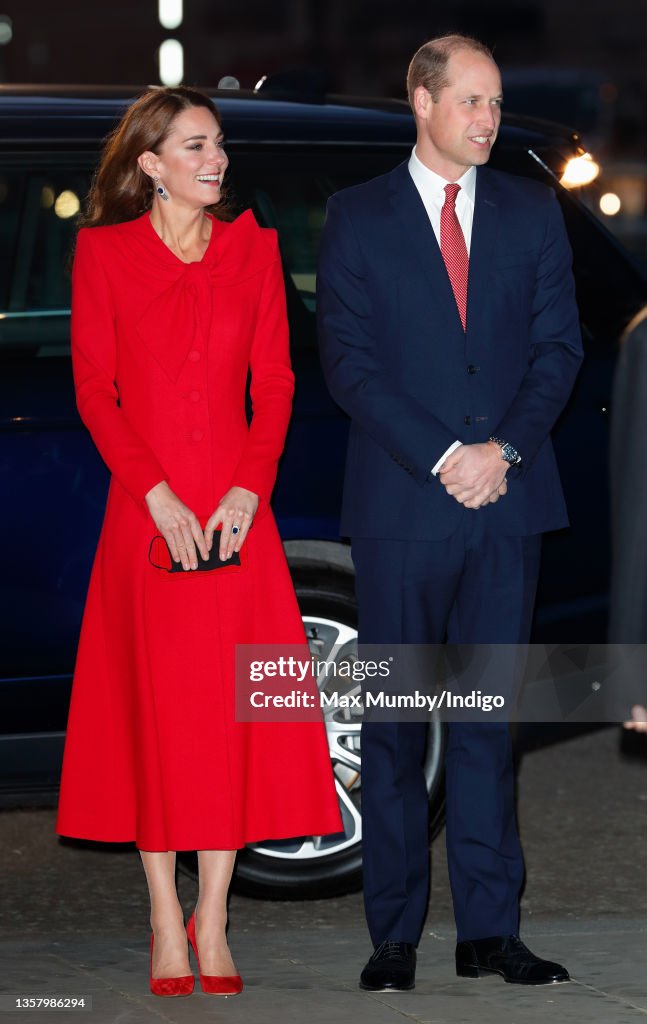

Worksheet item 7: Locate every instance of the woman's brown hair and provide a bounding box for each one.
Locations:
[79,86,230,228]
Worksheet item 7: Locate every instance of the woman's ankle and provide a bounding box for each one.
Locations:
[150,903,186,934]
[194,901,227,925]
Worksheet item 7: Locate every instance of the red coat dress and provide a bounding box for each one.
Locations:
[55,209,342,851]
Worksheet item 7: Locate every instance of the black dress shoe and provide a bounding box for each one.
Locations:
[456,935,569,985]
[359,940,416,991]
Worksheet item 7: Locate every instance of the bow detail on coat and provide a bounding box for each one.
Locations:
[136,209,279,382]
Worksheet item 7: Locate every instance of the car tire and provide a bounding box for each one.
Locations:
[178,566,446,899]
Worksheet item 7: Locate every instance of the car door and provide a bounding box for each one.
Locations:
[0,155,106,727]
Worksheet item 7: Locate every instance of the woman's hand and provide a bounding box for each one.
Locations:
[145,481,208,571]
[205,486,259,561]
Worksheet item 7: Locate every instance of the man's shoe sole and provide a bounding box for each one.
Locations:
[359,981,415,992]
[456,964,570,985]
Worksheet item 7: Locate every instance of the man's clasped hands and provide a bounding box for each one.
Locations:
[438,440,510,509]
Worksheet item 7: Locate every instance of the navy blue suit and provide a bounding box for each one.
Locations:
[317,161,582,944]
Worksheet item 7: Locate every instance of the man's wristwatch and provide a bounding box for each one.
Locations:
[489,436,521,466]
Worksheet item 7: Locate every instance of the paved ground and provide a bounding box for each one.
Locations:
[2,726,647,1022]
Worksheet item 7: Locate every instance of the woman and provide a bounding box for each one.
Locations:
[56,87,342,997]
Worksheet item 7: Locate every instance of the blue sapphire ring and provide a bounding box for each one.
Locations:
[232,525,240,535]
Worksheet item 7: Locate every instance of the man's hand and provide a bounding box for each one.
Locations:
[483,477,508,505]
[624,705,647,733]
[438,442,508,508]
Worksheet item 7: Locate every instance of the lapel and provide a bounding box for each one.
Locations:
[387,161,502,341]
[466,167,500,341]
[387,162,463,341]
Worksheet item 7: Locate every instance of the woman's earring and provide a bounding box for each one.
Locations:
[153,176,169,202]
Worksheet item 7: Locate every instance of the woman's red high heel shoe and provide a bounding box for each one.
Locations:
[186,913,243,995]
[149,933,194,997]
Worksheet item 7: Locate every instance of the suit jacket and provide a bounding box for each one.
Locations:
[317,160,583,540]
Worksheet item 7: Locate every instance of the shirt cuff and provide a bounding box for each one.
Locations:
[431,440,463,476]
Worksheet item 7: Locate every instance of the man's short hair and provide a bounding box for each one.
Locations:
[406,34,495,109]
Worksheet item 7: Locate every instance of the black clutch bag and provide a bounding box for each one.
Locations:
[148,530,243,574]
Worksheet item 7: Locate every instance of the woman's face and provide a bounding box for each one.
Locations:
[147,105,229,208]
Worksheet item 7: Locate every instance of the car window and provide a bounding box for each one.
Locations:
[0,170,21,310]
[492,144,647,341]
[0,165,91,357]
[3,141,644,363]
[228,148,409,316]
[229,144,647,349]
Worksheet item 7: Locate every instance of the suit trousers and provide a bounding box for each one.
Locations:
[352,509,541,945]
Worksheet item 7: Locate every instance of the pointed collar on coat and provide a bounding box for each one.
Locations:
[133,209,277,381]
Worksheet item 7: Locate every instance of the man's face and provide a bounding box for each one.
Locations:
[414,48,503,180]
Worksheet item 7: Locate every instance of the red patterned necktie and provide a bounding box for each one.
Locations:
[440,182,469,331]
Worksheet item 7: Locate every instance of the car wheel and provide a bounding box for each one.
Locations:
[178,569,447,898]
[239,568,446,898]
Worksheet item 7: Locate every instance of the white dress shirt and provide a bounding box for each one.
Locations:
[408,148,476,254]
[407,148,477,475]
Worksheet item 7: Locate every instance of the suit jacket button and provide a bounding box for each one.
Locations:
[464,415,471,425]
[188,350,201,362]
[191,429,203,442]
[467,364,479,374]
[189,390,200,402]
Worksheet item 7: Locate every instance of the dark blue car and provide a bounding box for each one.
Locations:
[1,85,646,898]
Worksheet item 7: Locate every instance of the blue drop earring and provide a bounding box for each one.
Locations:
[153,175,169,202]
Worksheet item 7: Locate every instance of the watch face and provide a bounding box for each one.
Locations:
[490,437,520,464]
[501,443,519,464]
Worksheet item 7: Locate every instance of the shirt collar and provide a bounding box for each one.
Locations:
[408,147,476,204]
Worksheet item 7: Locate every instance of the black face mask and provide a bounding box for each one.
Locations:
[148,530,242,573]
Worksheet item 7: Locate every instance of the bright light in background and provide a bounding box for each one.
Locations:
[54,190,80,219]
[600,192,622,216]
[158,0,183,30]
[0,15,12,45]
[159,40,184,86]
[561,153,600,188]
[41,185,55,209]
[218,76,240,90]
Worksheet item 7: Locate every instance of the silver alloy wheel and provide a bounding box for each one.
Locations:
[245,613,445,866]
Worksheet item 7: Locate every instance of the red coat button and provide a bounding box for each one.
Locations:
[191,429,203,442]
[188,350,201,362]
[189,390,200,402]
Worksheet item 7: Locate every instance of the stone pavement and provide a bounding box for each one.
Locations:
[3,916,647,1023]
[2,727,647,1022]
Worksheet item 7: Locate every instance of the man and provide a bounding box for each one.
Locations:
[317,35,582,991]
[609,307,647,726]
